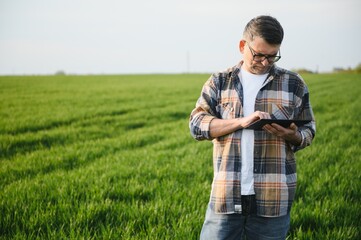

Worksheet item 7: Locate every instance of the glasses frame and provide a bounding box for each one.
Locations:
[246,42,281,63]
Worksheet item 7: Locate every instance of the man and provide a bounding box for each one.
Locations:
[189,15,316,240]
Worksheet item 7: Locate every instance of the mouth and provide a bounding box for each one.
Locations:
[252,65,270,74]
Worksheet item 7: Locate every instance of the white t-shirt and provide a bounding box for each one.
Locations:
[239,67,268,195]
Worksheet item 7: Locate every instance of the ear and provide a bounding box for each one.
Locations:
[239,40,246,54]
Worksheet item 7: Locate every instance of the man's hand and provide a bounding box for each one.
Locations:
[263,123,302,145]
[241,111,271,128]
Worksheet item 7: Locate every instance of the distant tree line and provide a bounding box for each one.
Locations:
[333,63,361,73]
[291,68,316,74]
[292,63,361,74]
[54,64,361,76]
[55,70,66,75]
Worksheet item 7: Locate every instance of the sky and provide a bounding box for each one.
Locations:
[0,0,360,75]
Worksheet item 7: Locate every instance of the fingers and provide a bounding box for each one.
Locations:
[242,111,271,128]
[255,111,271,119]
[263,124,280,136]
[263,122,298,139]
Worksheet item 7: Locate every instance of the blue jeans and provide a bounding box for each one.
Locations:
[200,205,290,240]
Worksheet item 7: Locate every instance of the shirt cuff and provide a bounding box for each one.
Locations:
[200,115,216,140]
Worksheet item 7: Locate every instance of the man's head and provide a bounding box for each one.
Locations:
[240,16,283,75]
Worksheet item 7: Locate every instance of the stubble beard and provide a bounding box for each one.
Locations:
[250,64,272,75]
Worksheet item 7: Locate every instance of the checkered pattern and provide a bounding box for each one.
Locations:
[189,62,316,217]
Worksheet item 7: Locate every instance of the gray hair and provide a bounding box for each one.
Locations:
[243,15,284,45]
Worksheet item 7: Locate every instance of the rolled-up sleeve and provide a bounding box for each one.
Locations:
[189,108,215,141]
[293,120,316,152]
[189,75,219,141]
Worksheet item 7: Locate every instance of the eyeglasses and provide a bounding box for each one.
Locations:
[247,42,281,63]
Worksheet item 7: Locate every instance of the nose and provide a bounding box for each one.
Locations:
[261,58,270,66]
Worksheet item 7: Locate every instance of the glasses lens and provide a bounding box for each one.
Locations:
[268,56,281,63]
[253,55,281,63]
[253,55,266,62]
[247,42,281,63]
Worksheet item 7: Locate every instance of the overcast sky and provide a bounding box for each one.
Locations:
[0,0,360,75]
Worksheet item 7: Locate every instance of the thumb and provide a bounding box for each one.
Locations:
[289,123,298,130]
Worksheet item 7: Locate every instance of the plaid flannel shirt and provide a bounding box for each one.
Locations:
[189,62,316,217]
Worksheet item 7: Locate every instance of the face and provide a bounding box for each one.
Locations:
[239,36,281,75]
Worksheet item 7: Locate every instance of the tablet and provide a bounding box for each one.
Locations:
[245,119,311,130]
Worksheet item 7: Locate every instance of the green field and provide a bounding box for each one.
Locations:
[0,73,360,239]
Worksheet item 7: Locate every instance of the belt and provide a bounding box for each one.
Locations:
[241,195,257,216]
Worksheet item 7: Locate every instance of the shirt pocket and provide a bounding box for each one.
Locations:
[216,101,242,119]
[271,103,295,119]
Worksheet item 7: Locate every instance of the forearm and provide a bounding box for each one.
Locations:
[210,111,271,138]
[209,118,243,138]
